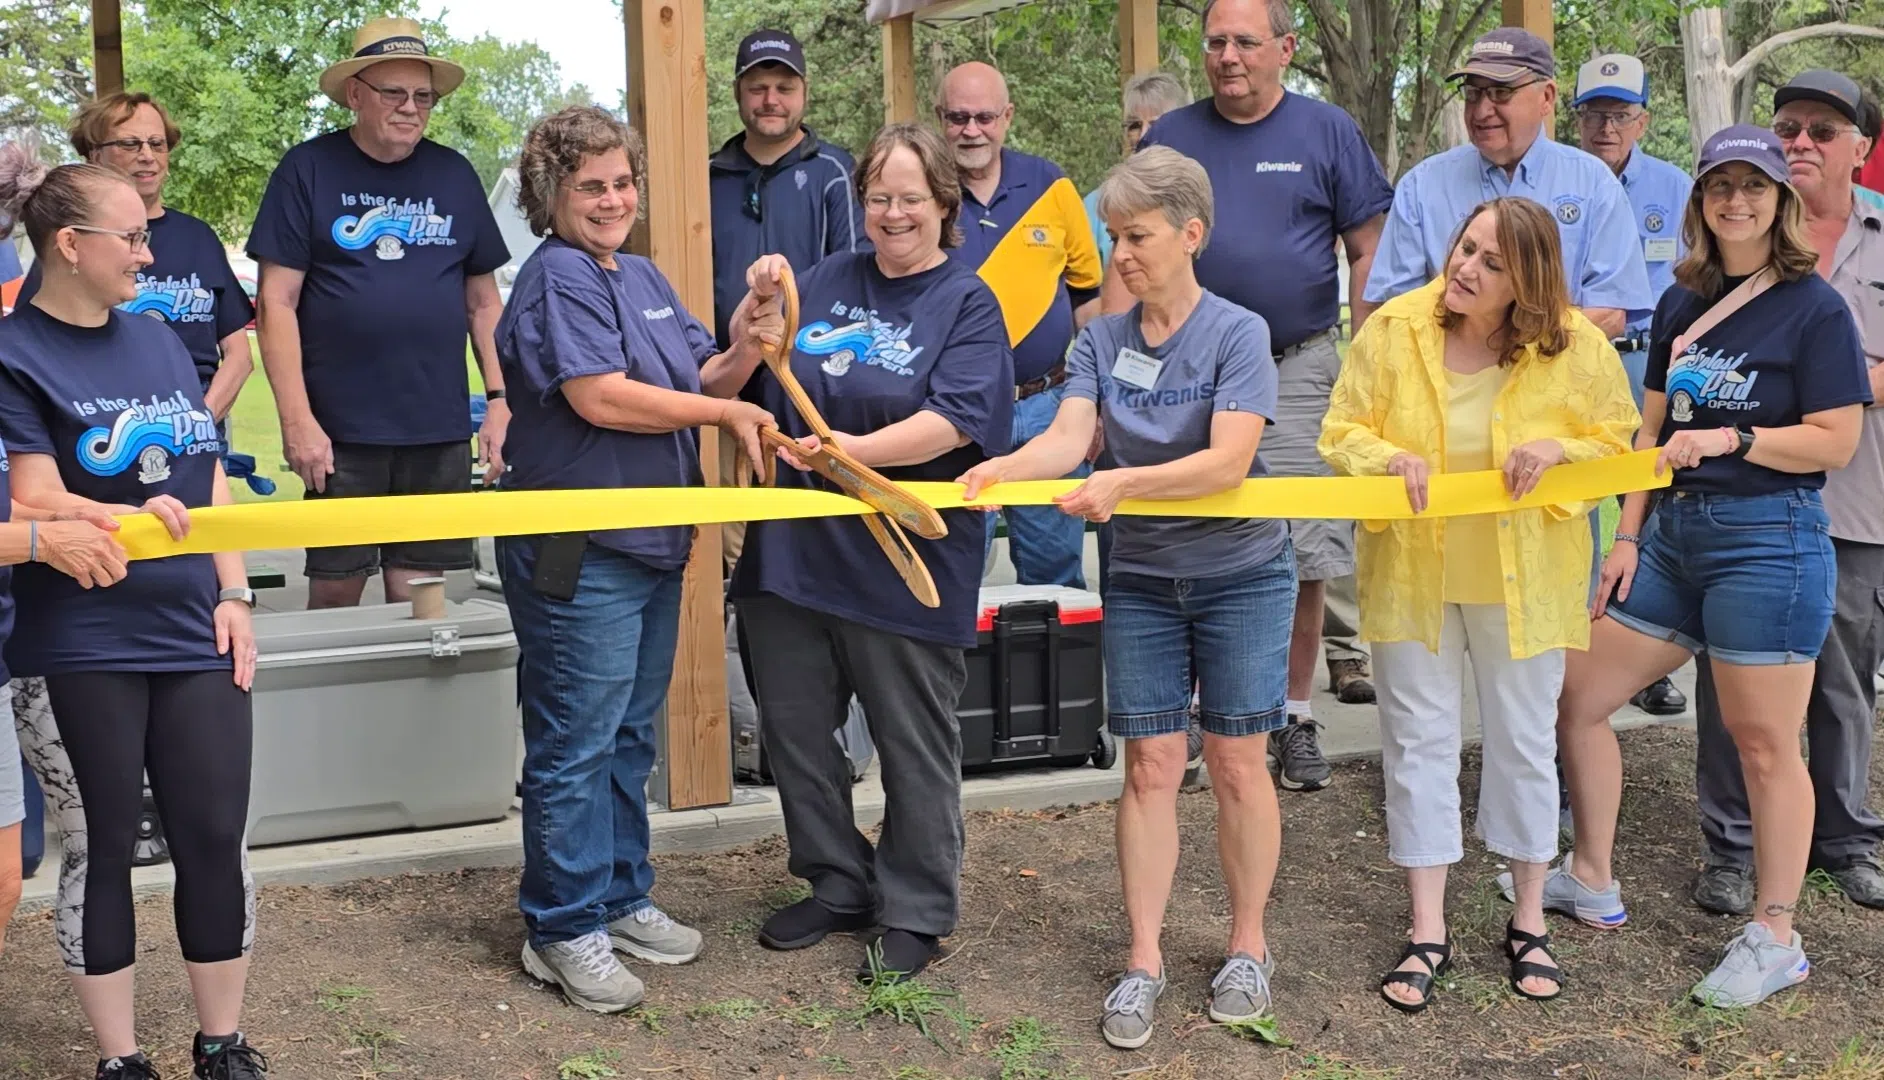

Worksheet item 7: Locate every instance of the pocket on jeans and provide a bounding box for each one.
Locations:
[1703,496,1793,532]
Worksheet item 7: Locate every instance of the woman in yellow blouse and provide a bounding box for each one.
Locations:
[1320,197,1638,1013]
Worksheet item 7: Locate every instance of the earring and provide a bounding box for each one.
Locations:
[70,264,78,275]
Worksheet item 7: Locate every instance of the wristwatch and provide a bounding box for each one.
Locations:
[218,587,257,608]
[484,388,506,402]
[1730,426,1756,459]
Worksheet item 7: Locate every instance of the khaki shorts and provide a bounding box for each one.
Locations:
[1259,330,1354,582]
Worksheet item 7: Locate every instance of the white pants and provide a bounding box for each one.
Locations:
[1373,604,1564,868]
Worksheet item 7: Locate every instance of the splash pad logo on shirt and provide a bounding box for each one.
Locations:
[797,303,925,378]
[1666,345,1761,422]
[73,390,220,483]
[122,272,215,323]
[331,194,457,261]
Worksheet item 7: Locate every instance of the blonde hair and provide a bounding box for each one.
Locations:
[1434,197,1572,367]
[1094,146,1214,255]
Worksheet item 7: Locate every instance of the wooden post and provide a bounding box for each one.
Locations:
[883,14,917,124]
[92,0,124,96]
[1117,0,1159,86]
[624,0,731,811]
[1501,0,1552,47]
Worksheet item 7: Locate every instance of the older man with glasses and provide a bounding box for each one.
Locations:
[1571,53,1695,721]
[248,17,509,609]
[1689,69,1884,917]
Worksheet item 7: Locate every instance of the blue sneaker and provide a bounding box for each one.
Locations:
[1691,922,1809,1007]
[1497,856,1627,929]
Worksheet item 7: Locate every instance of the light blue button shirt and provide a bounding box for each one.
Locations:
[1084,187,1113,271]
[1364,134,1654,323]
[1617,148,1693,338]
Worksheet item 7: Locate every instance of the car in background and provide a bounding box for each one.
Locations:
[228,252,258,329]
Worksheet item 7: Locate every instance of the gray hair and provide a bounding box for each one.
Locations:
[1202,0,1295,38]
[1094,145,1214,255]
[1122,72,1190,118]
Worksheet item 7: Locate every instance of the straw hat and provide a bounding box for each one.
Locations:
[319,17,465,108]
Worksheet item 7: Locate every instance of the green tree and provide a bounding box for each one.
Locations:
[0,0,95,155]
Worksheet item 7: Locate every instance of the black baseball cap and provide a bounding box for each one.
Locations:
[1774,69,1863,125]
[1449,28,1556,84]
[1695,124,1791,184]
[734,29,806,81]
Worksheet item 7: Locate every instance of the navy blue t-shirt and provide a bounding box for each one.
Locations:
[497,239,715,571]
[0,303,225,674]
[0,438,15,683]
[247,131,509,446]
[1646,272,1870,495]
[731,251,1014,649]
[1138,93,1393,350]
[21,209,252,389]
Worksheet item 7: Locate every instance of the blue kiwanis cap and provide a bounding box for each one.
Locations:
[1573,54,1647,107]
[1695,124,1791,184]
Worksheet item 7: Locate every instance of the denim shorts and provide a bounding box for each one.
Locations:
[1105,544,1297,738]
[1607,489,1835,666]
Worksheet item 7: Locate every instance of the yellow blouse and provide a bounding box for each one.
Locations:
[1442,365,1509,606]
[1318,279,1640,659]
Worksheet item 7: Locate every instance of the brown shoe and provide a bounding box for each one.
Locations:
[1328,658,1375,704]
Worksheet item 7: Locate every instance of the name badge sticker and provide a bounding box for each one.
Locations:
[1644,238,1678,262]
[1112,347,1164,390]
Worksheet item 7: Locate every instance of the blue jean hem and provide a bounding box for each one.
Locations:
[1109,709,1194,738]
[1199,707,1288,737]
[1604,608,1702,654]
[1704,645,1820,666]
[602,898,655,924]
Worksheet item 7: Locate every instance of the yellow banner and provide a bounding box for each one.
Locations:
[113,450,1669,561]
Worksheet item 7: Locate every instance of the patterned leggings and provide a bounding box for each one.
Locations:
[13,675,256,975]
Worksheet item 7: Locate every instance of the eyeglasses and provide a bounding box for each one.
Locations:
[1701,175,1775,201]
[352,74,438,110]
[940,110,1003,129]
[566,177,635,198]
[1577,107,1641,130]
[1772,118,1855,144]
[1462,80,1542,105]
[1204,34,1273,55]
[68,224,151,252]
[103,136,169,154]
[864,193,933,213]
[1123,118,1147,138]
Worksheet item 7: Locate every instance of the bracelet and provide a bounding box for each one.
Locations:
[1612,531,1640,545]
[27,521,36,563]
[1719,426,1739,454]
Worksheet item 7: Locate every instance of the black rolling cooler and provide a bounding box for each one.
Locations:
[957,585,1114,772]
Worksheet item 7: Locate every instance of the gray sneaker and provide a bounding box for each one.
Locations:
[522,931,645,1014]
[1693,855,1755,916]
[1821,854,1884,910]
[609,904,704,965]
[1208,950,1275,1023]
[1691,921,1809,1008]
[1100,968,1165,1050]
[1270,718,1331,791]
[1496,856,1628,929]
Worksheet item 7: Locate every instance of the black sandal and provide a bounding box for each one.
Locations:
[1504,920,1564,1001]
[1379,938,1452,1014]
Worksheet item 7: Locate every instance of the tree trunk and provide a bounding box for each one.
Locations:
[1682,6,1736,161]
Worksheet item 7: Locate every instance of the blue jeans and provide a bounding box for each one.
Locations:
[500,537,684,946]
[985,385,1088,588]
[1608,489,1835,665]
[1105,544,1297,738]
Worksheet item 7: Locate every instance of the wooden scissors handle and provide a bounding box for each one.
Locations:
[760,262,834,443]
[860,515,941,608]
[758,428,945,540]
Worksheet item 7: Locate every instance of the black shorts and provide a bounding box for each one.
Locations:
[303,440,473,579]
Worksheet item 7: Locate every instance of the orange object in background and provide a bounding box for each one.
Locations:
[0,276,19,317]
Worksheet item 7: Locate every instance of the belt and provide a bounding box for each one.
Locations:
[1611,334,1648,353]
[1274,327,1338,362]
[1016,362,1068,401]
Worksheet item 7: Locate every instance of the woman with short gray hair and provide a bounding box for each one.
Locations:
[961,145,1293,1050]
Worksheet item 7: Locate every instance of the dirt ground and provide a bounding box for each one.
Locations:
[5,725,1884,1080]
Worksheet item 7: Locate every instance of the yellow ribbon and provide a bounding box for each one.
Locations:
[113,450,1669,560]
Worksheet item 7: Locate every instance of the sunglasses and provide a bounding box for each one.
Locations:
[1772,118,1855,144]
[940,109,1003,129]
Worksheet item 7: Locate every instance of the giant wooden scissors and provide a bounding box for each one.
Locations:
[745,262,947,608]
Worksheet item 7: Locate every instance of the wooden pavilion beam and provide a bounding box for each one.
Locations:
[884,14,917,124]
[1502,0,1553,47]
[92,0,124,96]
[1117,0,1158,86]
[624,0,731,811]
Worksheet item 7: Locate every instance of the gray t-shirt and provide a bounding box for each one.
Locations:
[1822,199,1884,545]
[1065,290,1289,579]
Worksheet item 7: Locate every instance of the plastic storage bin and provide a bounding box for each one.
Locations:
[249,598,520,846]
[958,585,1111,772]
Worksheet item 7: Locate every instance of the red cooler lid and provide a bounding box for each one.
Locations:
[975,584,1103,632]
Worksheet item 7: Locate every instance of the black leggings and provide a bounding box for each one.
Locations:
[45,670,252,975]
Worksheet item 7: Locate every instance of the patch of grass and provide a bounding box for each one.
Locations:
[345,1025,404,1066]
[1802,868,1844,912]
[814,1055,854,1075]
[557,1050,621,1080]
[685,997,763,1022]
[1282,1055,1400,1080]
[1449,874,1512,944]
[782,1001,840,1030]
[722,914,764,938]
[988,1017,1058,1080]
[854,947,975,1047]
[627,1005,668,1035]
[1656,999,1746,1054]
[1221,1014,1293,1048]
[1810,1038,1884,1080]
[1438,971,1507,1012]
[888,1068,955,1080]
[317,982,374,1012]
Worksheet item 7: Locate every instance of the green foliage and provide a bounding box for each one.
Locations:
[556,1050,622,1080]
[0,0,93,153]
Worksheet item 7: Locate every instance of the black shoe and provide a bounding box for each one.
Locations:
[1816,853,1884,909]
[858,928,939,981]
[98,1053,161,1080]
[1692,854,1754,916]
[1269,718,1332,792]
[192,1033,268,1080]
[1629,676,1687,716]
[758,896,874,950]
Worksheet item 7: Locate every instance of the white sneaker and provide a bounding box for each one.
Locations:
[1691,922,1809,1008]
[522,931,645,1013]
[609,904,704,965]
